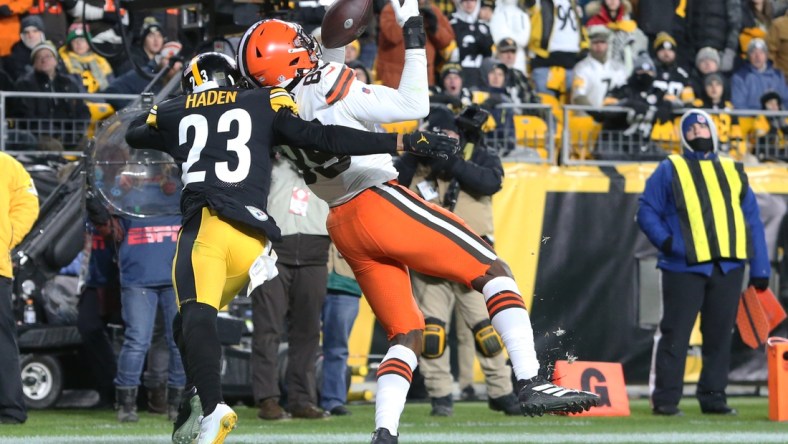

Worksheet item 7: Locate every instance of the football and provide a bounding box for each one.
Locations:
[320,0,374,49]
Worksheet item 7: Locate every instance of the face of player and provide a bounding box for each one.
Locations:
[684,122,711,141]
[498,50,515,67]
[487,67,506,88]
[444,73,463,95]
[705,80,723,102]
[460,0,477,14]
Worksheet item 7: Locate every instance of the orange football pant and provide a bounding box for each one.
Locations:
[327,182,497,339]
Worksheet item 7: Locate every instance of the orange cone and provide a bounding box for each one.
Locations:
[767,337,788,421]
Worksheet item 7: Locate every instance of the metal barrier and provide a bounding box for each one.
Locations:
[483,103,556,164]
[0,91,138,153]
[561,104,788,166]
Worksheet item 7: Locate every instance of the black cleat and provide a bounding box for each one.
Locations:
[171,386,202,444]
[517,375,600,417]
[371,427,398,444]
[488,392,521,415]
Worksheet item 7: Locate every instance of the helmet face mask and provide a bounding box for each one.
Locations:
[181,52,241,94]
[237,19,321,89]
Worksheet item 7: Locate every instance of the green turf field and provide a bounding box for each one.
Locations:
[0,398,786,443]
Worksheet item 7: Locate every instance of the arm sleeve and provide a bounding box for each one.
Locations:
[9,161,39,248]
[636,162,673,250]
[340,49,430,122]
[321,46,346,64]
[742,186,771,278]
[124,109,169,152]
[449,145,503,196]
[272,108,399,155]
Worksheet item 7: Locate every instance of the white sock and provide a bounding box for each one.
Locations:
[375,344,417,436]
[482,276,539,381]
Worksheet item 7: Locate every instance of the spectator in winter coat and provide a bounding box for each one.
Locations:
[689,47,729,102]
[685,0,742,73]
[584,0,648,74]
[103,41,181,110]
[449,0,494,88]
[489,0,530,72]
[3,15,45,79]
[767,7,788,78]
[378,0,455,87]
[732,38,788,109]
[0,0,32,57]
[58,22,114,92]
[739,0,773,61]
[12,40,89,120]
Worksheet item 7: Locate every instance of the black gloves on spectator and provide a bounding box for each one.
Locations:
[749,277,770,291]
[420,7,437,35]
[660,236,672,254]
[86,191,111,226]
[402,130,460,159]
[429,152,461,173]
[0,5,13,16]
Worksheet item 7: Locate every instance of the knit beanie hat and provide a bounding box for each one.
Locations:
[21,15,45,32]
[695,47,720,68]
[440,63,463,84]
[30,40,58,61]
[66,22,91,44]
[140,16,163,40]
[653,32,677,51]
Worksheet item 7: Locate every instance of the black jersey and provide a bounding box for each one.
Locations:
[125,86,399,240]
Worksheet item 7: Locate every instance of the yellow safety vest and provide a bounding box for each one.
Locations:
[667,154,750,264]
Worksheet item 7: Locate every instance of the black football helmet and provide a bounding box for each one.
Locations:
[181,52,241,94]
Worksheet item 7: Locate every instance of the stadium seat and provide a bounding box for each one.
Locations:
[379,120,419,134]
[566,114,601,159]
[650,118,681,154]
[513,114,549,159]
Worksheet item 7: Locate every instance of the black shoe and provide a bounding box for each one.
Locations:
[430,395,453,417]
[488,392,521,415]
[517,375,600,417]
[701,404,737,415]
[460,384,478,401]
[0,416,24,425]
[653,405,684,416]
[172,386,202,444]
[371,428,398,444]
[329,405,352,416]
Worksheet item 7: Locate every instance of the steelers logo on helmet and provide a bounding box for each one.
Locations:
[237,19,321,89]
[181,52,240,94]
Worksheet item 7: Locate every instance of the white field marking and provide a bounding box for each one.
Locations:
[2,432,788,444]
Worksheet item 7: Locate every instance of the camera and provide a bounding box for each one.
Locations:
[455,104,491,141]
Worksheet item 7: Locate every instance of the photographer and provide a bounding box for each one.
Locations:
[393,105,518,417]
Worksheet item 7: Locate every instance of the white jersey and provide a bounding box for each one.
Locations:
[284,49,429,206]
[572,56,628,108]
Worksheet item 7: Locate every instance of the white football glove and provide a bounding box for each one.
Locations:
[391,0,420,27]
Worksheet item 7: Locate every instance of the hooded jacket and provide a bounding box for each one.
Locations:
[637,110,770,278]
[0,152,39,278]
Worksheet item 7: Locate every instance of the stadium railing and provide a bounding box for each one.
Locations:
[0,91,139,154]
[483,103,556,164]
[561,104,788,166]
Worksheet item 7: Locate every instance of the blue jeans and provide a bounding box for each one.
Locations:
[114,286,185,388]
[531,67,574,97]
[320,292,360,410]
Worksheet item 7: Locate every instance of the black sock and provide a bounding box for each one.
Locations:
[172,311,193,389]
[181,302,222,416]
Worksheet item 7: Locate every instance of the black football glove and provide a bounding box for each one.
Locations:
[403,130,460,160]
[749,277,770,291]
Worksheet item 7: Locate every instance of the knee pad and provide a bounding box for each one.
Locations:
[421,317,446,359]
[472,320,503,358]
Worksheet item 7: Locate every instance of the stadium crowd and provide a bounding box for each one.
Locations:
[0,0,787,442]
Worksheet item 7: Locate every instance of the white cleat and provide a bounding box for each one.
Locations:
[197,403,237,444]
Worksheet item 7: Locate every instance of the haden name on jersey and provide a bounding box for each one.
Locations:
[185,90,238,109]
